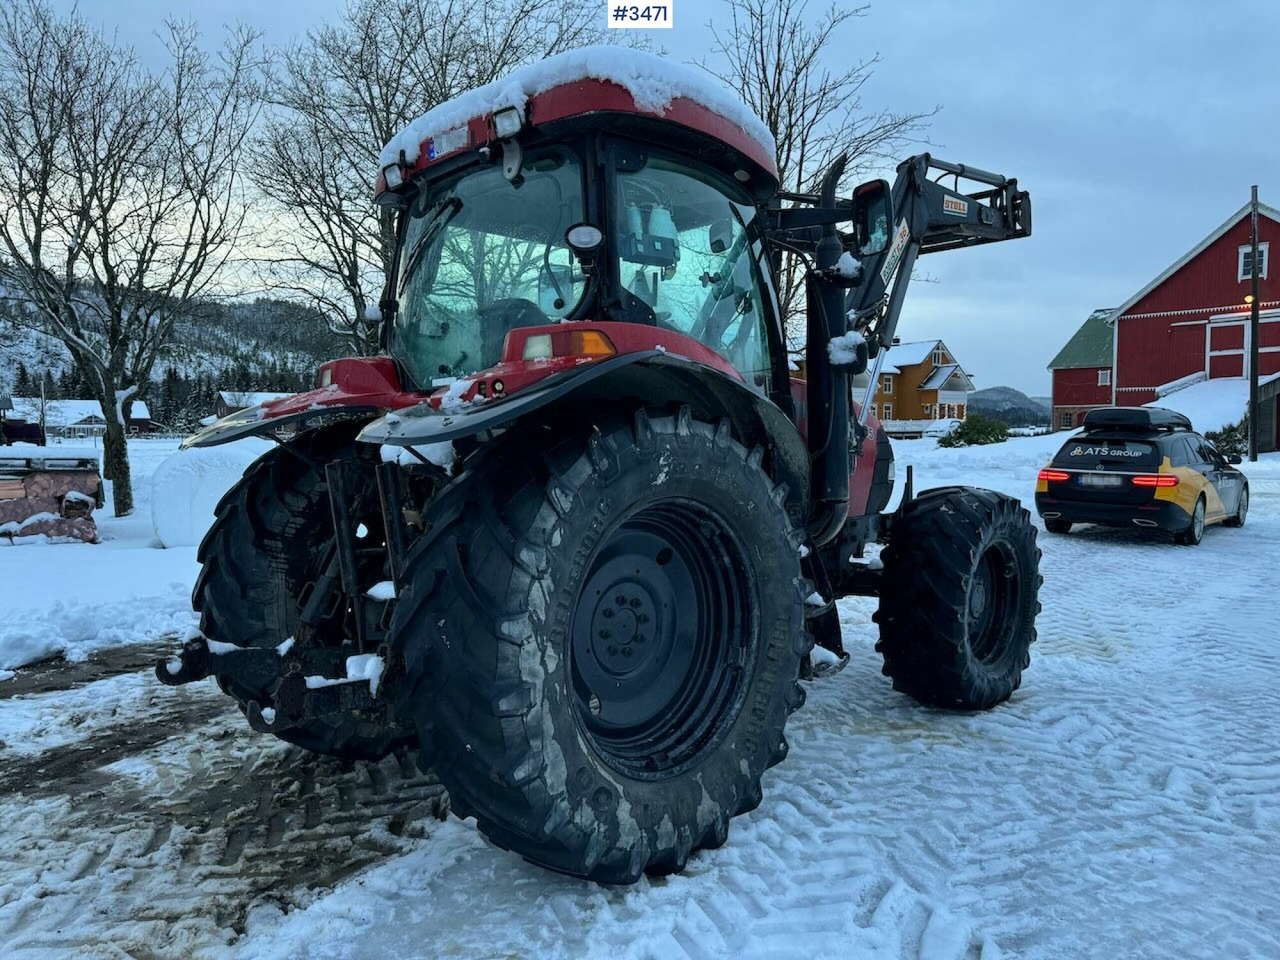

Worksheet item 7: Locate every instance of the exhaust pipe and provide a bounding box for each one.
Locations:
[1133,518,1159,528]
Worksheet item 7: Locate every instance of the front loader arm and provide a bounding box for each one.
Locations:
[849,154,1032,357]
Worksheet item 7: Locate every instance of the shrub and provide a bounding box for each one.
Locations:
[1205,416,1248,457]
[937,414,1009,448]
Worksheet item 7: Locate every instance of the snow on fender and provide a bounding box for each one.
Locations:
[151,438,275,548]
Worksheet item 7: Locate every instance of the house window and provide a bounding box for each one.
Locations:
[882,403,893,420]
[1239,242,1270,281]
[1097,369,1111,386]
[882,374,894,394]
[870,403,878,419]
[921,402,932,418]
[932,348,946,366]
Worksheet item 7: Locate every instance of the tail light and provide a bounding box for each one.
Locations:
[1131,474,1179,487]
[522,329,616,361]
[1038,469,1070,482]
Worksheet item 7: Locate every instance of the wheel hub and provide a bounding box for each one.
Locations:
[568,501,754,779]
[589,587,657,676]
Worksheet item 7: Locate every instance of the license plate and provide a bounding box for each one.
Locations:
[1079,474,1123,487]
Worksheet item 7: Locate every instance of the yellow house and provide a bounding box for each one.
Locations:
[867,339,975,429]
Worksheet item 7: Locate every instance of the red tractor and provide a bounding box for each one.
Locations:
[161,50,1039,882]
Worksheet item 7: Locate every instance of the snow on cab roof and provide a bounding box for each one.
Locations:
[380,46,777,170]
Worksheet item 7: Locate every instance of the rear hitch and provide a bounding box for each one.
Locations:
[155,636,212,686]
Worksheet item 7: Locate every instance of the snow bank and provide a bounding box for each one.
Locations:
[1144,375,1280,434]
[150,439,274,548]
[381,46,776,169]
[0,584,198,672]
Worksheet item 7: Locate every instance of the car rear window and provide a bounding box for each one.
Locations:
[1051,438,1160,471]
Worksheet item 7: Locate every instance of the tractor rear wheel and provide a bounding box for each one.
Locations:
[391,408,810,883]
[875,487,1041,710]
[193,428,414,760]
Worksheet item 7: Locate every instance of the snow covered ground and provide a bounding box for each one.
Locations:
[1,431,1278,958]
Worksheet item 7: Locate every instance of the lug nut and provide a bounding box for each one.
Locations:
[599,629,611,640]
[608,646,618,655]
[615,594,626,605]
[629,598,641,608]
[603,608,614,619]
[622,648,632,657]
[637,613,649,624]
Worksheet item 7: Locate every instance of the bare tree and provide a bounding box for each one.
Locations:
[708,0,935,346]
[0,1,264,515]
[251,0,614,355]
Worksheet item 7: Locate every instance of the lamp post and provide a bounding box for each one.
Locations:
[1249,186,1260,462]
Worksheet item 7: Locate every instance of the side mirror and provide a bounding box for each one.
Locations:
[852,179,893,256]
[1227,453,1243,464]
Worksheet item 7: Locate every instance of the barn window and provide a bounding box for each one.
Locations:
[1097,369,1111,386]
[1239,243,1270,281]
[1059,411,1072,429]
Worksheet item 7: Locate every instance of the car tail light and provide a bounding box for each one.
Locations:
[1131,474,1179,487]
[1038,469,1070,482]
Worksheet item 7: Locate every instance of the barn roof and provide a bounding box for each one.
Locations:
[1110,201,1280,321]
[1048,308,1115,370]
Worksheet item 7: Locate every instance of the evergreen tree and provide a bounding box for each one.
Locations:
[14,362,33,396]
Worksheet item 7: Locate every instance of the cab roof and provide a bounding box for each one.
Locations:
[376,46,778,196]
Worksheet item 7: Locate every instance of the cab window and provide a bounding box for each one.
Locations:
[613,156,774,392]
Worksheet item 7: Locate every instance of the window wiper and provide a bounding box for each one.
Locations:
[399,197,462,294]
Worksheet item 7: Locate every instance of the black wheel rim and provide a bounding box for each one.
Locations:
[966,539,1024,666]
[569,499,756,779]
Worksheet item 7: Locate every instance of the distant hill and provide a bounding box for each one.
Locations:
[968,386,1051,427]
[1030,396,1052,412]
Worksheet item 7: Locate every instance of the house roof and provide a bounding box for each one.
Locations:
[1111,201,1280,321]
[10,397,151,426]
[883,339,940,369]
[918,363,976,392]
[1048,308,1115,370]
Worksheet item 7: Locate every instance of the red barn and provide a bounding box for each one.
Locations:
[1047,308,1114,429]
[1111,201,1280,400]
[1050,200,1280,444]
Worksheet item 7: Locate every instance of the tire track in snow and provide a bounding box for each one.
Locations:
[0,667,449,957]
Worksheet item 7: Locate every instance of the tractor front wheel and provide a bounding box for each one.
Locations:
[875,487,1041,710]
[391,408,810,883]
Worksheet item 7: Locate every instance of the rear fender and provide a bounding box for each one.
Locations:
[181,357,418,450]
[360,351,811,524]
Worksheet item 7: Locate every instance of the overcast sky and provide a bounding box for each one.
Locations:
[66,0,1280,395]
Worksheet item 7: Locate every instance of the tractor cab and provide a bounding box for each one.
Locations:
[374,64,788,408]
